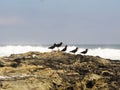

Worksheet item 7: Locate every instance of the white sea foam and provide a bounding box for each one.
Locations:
[0,45,120,60]
[85,48,120,60]
[0,45,51,56]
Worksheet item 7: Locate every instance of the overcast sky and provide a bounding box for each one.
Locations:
[0,0,120,45]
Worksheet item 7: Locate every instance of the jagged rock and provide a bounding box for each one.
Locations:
[0,51,120,90]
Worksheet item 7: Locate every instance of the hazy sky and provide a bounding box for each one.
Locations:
[0,0,120,44]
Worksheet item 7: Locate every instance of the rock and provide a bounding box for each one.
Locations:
[0,51,120,90]
[0,80,3,88]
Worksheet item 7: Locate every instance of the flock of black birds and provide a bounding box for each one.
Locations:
[48,42,88,54]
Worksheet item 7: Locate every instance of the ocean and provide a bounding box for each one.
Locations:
[0,44,120,60]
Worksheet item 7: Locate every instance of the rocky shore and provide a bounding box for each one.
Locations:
[0,51,120,90]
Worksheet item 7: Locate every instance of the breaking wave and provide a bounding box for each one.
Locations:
[0,45,120,60]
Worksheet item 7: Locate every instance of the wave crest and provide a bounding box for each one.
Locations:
[0,45,120,60]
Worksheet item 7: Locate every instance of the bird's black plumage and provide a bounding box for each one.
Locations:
[81,49,88,54]
[55,42,63,47]
[48,43,56,49]
[61,45,67,52]
[70,47,78,53]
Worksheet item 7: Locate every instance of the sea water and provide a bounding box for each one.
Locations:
[0,44,120,60]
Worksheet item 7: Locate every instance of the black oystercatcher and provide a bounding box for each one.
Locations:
[55,42,63,50]
[55,42,63,47]
[70,47,78,54]
[48,43,56,50]
[81,49,88,54]
[61,45,67,52]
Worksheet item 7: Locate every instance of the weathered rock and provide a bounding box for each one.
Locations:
[0,51,120,90]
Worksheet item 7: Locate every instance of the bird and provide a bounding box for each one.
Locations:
[81,49,88,54]
[55,42,63,50]
[70,47,78,53]
[48,43,56,50]
[61,45,67,52]
[55,42,63,47]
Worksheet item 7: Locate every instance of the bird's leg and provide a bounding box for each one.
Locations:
[57,47,60,51]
